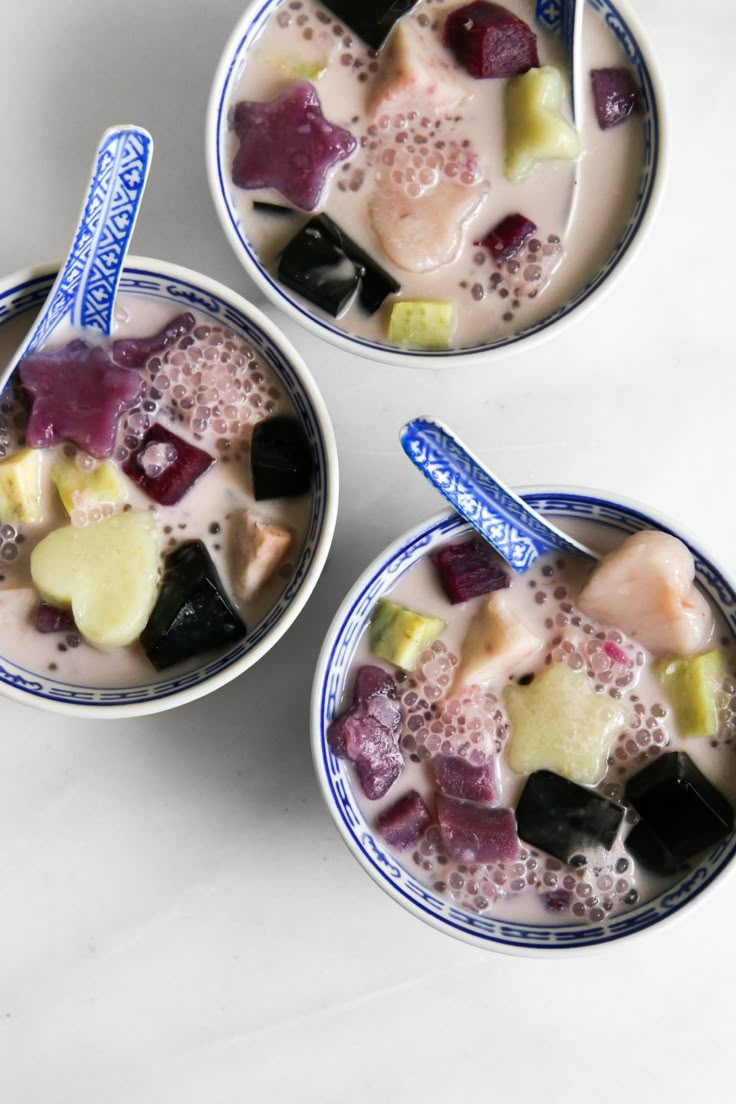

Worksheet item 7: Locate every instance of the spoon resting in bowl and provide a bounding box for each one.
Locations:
[400,415,597,572]
[0,124,153,393]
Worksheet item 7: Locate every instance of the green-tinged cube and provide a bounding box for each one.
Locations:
[505,66,580,183]
[658,650,725,739]
[260,52,327,80]
[51,456,126,516]
[388,301,454,349]
[0,448,43,524]
[369,598,446,671]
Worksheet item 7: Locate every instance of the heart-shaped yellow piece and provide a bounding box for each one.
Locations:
[30,510,160,651]
[505,66,580,183]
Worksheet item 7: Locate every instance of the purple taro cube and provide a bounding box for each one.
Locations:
[123,423,214,506]
[327,665,403,799]
[431,538,509,604]
[590,67,641,130]
[19,339,142,459]
[475,213,537,263]
[542,888,573,913]
[375,790,433,851]
[431,754,498,804]
[437,794,519,863]
[111,312,195,369]
[231,81,356,211]
[443,2,539,79]
[34,602,75,634]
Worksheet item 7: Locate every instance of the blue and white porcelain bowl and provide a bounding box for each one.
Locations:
[207,0,667,367]
[311,491,736,955]
[0,258,338,719]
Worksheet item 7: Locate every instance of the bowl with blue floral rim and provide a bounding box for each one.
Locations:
[311,488,736,955]
[0,257,338,719]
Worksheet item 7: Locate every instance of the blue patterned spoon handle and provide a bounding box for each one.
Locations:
[536,0,583,123]
[1,125,153,389]
[400,417,597,574]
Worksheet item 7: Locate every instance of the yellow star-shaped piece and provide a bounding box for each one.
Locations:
[504,663,625,785]
[505,66,580,183]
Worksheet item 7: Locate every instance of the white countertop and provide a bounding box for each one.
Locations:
[1,1,733,1100]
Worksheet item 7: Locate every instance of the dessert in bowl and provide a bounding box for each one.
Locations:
[0,258,337,718]
[208,0,665,363]
[312,491,736,954]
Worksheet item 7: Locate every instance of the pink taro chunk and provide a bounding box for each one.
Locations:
[431,754,498,804]
[231,81,356,211]
[376,790,433,851]
[443,2,539,79]
[437,794,519,862]
[327,665,403,799]
[19,339,142,459]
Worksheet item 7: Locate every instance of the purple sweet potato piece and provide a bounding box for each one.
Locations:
[475,213,537,263]
[431,538,509,604]
[111,312,195,369]
[34,602,75,634]
[19,340,142,459]
[590,67,641,130]
[345,713,404,800]
[437,794,519,862]
[375,790,433,850]
[354,664,397,704]
[443,2,539,79]
[123,423,214,506]
[542,888,573,913]
[232,81,356,211]
[431,754,498,804]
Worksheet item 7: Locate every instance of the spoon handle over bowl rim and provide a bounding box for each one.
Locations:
[400,415,597,573]
[0,124,153,391]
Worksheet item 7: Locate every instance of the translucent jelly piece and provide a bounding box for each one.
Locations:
[319,0,420,51]
[431,538,509,604]
[454,590,543,693]
[505,663,625,785]
[515,770,625,864]
[577,531,713,658]
[371,20,467,117]
[278,220,362,317]
[658,650,724,740]
[123,423,214,507]
[442,1,539,79]
[505,66,580,183]
[431,753,498,804]
[278,215,400,317]
[624,752,734,869]
[231,81,356,211]
[30,510,159,651]
[34,601,76,634]
[474,213,537,263]
[375,789,432,850]
[0,448,43,523]
[369,598,446,671]
[234,510,292,601]
[19,340,142,459]
[251,415,314,500]
[437,794,519,862]
[590,67,641,130]
[141,540,246,670]
[388,301,454,349]
[111,313,195,369]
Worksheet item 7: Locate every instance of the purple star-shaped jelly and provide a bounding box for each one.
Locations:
[231,80,357,211]
[19,338,142,459]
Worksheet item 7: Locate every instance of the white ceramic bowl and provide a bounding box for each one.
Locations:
[0,257,338,719]
[312,489,736,955]
[207,0,667,367]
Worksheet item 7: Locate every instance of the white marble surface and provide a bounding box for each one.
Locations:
[0,1,734,1100]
